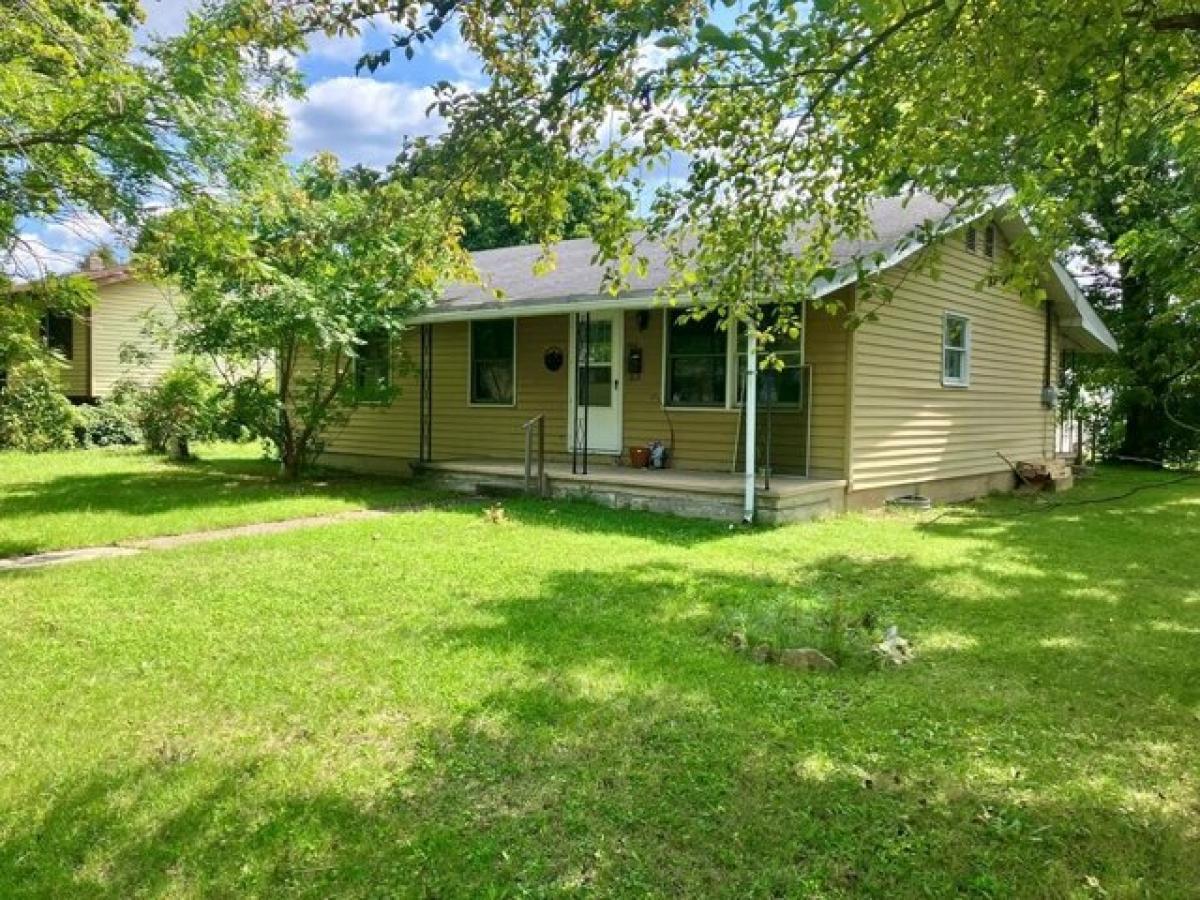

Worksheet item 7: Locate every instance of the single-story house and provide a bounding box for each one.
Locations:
[318,191,1115,523]
[9,259,180,402]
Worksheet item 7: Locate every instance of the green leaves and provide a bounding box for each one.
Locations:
[3,0,303,375]
[696,22,749,52]
[140,152,473,476]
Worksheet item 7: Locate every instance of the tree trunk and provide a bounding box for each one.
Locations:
[166,435,190,461]
[276,404,300,480]
[280,449,303,480]
[1119,393,1167,465]
[1114,267,1170,466]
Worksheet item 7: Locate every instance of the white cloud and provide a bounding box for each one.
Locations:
[635,40,674,75]
[139,0,201,40]
[430,30,484,84]
[302,13,395,64]
[3,213,121,282]
[284,77,447,168]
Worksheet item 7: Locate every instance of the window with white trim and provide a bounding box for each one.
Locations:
[942,313,970,387]
[470,319,516,405]
[736,315,805,408]
[665,314,727,407]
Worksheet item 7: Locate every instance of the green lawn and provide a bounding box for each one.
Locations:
[1,463,1198,897]
[0,443,438,557]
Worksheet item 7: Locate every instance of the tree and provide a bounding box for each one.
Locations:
[139,154,472,478]
[2,0,300,375]
[456,166,630,252]
[349,136,634,252]
[1070,139,1200,464]
[305,2,1200,343]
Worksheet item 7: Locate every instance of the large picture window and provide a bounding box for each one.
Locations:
[942,312,970,387]
[353,329,391,401]
[470,319,516,405]
[42,311,73,360]
[665,314,727,407]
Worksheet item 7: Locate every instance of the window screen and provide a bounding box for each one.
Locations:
[470,319,515,404]
[665,315,727,407]
[942,313,970,387]
[736,314,805,408]
[353,329,391,401]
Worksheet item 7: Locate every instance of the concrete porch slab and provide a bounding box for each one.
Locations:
[417,459,847,524]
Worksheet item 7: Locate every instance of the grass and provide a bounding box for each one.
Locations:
[1,462,1198,897]
[0,443,440,557]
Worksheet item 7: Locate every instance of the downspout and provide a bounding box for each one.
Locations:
[1042,300,1054,391]
[1042,301,1056,459]
[743,324,758,523]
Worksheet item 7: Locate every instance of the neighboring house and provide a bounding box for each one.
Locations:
[18,260,180,402]
[321,192,1116,523]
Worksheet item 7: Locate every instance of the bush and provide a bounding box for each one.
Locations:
[135,363,219,457]
[0,363,76,452]
[74,399,141,448]
[214,376,276,444]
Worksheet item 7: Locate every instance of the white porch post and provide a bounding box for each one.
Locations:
[743,324,757,523]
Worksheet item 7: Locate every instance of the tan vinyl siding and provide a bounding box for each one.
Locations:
[89,280,181,395]
[849,229,1056,492]
[804,297,851,478]
[623,309,740,471]
[323,329,421,460]
[430,317,570,460]
[324,316,572,463]
[55,314,89,397]
[325,305,850,476]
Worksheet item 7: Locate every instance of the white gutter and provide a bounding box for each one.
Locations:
[1048,259,1118,353]
[743,326,757,523]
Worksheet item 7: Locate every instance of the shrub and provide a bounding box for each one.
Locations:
[214,376,276,444]
[0,363,76,452]
[74,399,141,448]
[136,362,219,458]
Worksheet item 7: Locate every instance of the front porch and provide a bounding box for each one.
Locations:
[417,459,847,524]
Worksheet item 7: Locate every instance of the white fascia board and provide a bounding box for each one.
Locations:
[812,187,1017,300]
[412,290,681,323]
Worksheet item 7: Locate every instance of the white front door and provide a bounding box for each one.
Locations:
[569,310,623,454]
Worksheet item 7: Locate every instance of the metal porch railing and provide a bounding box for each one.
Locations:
[522,414,547,497]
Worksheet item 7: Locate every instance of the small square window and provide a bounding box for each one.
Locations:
[942,313,970,387]
[470,319,516,405]
[353,329,392,402]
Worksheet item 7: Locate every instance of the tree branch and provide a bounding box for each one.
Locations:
[1151,14,1200,32]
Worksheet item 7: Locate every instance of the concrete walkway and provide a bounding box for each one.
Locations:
[0,508,396,572]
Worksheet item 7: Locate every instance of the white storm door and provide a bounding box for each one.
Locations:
[569,311,623,454]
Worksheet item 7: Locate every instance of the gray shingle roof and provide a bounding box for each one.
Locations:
[434,192,971,316]
[424,188,1116,353]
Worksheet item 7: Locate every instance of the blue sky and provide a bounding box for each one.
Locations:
[280,13,485,168]
[8,2,484,278]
